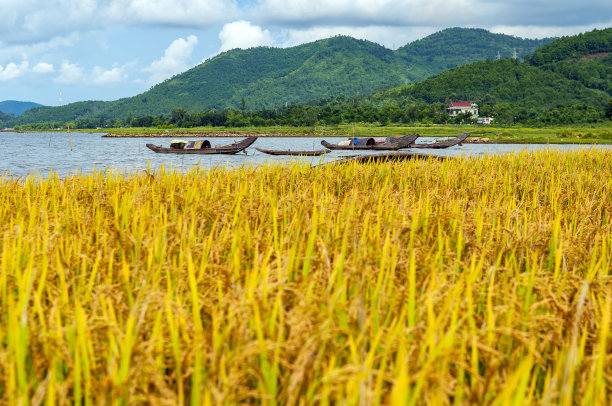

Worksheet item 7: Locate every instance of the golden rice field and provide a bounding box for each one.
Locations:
[0,149,611,405]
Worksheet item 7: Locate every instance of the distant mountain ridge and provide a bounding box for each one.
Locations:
[13,28,555,124]
[0,100,43,116]
[396,27,552,74]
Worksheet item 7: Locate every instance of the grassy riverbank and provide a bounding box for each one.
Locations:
[91,123,612,143]
[7,123,612,143]
[1,150,610,404]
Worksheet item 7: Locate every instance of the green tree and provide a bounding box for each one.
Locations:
[171,108,188,126]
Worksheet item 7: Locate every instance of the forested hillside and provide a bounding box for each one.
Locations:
[365,29,612,123]
[11,28,555,124]
[369,58,609,108]
[359,28,612,123]
[526,28,612,95]
[396,27,553,74]
[99,36,414,117]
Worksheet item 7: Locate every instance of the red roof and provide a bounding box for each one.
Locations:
[449,102,472,107]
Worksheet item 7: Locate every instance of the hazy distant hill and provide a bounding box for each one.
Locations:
[0,100,43,116]
[15,28,556,123]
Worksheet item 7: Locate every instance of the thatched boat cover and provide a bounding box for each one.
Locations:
[186,140,212,149]
[170,139,188,149]
[352,138,376,146]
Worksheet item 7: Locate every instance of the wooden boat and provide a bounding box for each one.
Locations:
[146,136,257,154]
[409,132,469,149]
[256,147,329,156]
[321,134,419,150]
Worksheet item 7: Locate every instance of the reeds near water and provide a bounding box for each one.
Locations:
[1,149,610,405]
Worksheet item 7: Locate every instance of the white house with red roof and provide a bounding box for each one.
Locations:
[447,102,478,117]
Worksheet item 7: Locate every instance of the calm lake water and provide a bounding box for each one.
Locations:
[1,131,611,178]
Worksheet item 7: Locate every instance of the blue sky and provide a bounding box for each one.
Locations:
[1,0,611,106]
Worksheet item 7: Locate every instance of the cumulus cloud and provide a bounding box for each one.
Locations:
[0,34,78,66]
[92,64,129,85]
[0,61,29,81]
[0,0,238,45]
[144,35,199,84]
[219,21,275,52]
[32,62,55,73]
[55,60,85,84]
[52,60,132,85]
[106,0,240,26]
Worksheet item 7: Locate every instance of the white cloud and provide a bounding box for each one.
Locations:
[0,34,78,65]
[1,1,611,48]
[106,0,240,26]
[144,35,199,84]
[219,21,275,52]
[32,62,55,73]
[92,64,128,85]
[55,60,85,84]
[51,60,132,85]
[0,61,29,81]
[0,0,238,45]
[257,0,485,26]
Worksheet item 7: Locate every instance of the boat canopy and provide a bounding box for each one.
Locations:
[186,140,212,149]
[170,139,188,149]
[351,137,376,146]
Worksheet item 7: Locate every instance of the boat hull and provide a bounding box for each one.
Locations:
[146,136,257,154]
[322,134,419,150]
[409,133,469,149]
[256,148,329,156]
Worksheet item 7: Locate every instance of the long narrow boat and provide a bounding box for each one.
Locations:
[146,136,257,154]
[256,147,329,156]
[409,132,469,149]
[321,134,419,151]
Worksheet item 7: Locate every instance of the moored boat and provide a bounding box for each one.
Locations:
[322,134,419,150]
[409,132,469,149]
[256,148,329,156]
[146,136,258,154]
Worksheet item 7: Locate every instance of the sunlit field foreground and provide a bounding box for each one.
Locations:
[1,150,611,405]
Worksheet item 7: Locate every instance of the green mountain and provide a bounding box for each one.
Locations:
[14,28,556,124]
[367,28,612,113]
[369,59,609,108]
[526,28,612,94]
[98,36,416,118]
[396,27,553,75]
[0,100,43,116]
